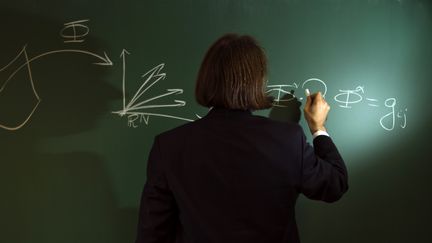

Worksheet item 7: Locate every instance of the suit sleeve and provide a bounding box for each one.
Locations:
[135,136,178,243]
[299,129,349,203]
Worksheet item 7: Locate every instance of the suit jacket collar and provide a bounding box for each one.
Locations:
[205,107,252,118]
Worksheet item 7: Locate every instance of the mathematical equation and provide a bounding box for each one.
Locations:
[267,79,407,131]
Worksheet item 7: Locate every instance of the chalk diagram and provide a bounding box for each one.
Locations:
[111,50,194,128]
[1,19,407,132]
[0,19,113,131]
[266,78,328,107]
[0,19,194,131]
[0,45,112,131]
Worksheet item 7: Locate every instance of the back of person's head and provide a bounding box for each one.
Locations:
[195,33,273,110]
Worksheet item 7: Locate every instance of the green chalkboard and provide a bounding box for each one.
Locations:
[1,1,431,243]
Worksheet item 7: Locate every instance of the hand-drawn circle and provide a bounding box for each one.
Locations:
[301,78,328,97]
[384,97,396,108]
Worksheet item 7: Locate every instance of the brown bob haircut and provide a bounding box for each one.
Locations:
[195,33,273,110]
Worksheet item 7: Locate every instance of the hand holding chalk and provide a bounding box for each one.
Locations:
[303,90,330,135]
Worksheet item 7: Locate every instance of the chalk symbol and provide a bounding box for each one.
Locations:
[334,86,364,108]
[366,98,379,107]
[266,83,298,107]
[60,19,90,43]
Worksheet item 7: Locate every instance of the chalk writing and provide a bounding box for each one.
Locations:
[334,86,364,108]
[266,78,328,106]
[267,79,407,132]
[333,85,408,131]
[0,19,408,133]
[60,19,90,43]
[266,83,298,107]
[366,98,379,107]
[379,98,408,131]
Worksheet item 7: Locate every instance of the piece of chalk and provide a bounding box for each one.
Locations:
[305,89,310,96]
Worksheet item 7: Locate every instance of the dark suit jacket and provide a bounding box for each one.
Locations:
[135,107,348,243]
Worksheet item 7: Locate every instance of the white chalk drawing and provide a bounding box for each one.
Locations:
[334,86,364,108]
[0,45,113,131]
[380,98,397,131]
[267,79,407,131]
[0,46,40,131]
[266,78,328,107]
[301,78,328,99]
[366,98,379,107]
[60,19,90,43]
[380,98,408,131]
[0,20,407,132]
[332,85,407,131]
[397,108,408,129]
[266,83,298,107]
[111,49,193,128]
[195,107,213,119]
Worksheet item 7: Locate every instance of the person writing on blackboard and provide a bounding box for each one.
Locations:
[135,34,348,243]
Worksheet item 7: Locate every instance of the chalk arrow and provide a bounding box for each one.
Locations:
[29,49,114,66]
[96,52,113,66]
[120,49,130,111]
[120,49,130,58]
[0,46,113,131]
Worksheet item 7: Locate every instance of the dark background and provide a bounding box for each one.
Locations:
[0,1,431,242]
